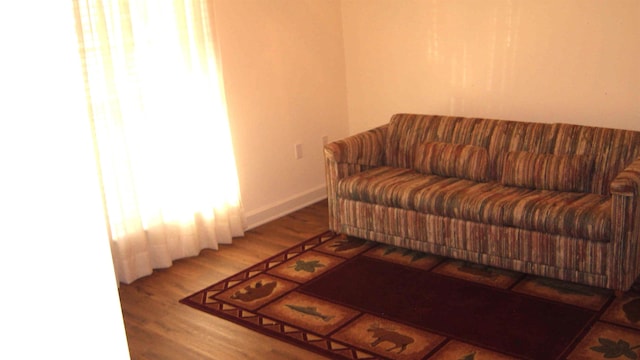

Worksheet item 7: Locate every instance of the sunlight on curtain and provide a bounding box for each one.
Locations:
[74,0,245,284]
[1,2,130,358]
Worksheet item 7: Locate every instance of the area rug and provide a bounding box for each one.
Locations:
[181,231,640,360]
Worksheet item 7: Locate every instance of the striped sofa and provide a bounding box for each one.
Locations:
[324,113,640,292]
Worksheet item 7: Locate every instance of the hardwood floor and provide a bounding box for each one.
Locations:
[118,200,332,360]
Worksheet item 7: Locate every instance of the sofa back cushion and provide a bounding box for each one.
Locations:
[488,120,558,181]
[552,124,640,195]
[385,114,498,169]
[386,114,640,194]
[414,142,490,182]
[499,151,594,192]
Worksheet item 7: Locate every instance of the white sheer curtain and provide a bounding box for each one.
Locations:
[74,0,245,284]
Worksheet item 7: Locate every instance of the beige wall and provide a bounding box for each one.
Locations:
[342,0,640,133]
[214,0,639,227]
[212,0,349,228]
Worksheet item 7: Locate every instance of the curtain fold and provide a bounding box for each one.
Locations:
[74,0,245,284]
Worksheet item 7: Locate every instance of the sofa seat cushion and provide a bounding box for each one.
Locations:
[337,167,611,242]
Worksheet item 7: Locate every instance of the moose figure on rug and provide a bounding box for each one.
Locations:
[367,323,415,353]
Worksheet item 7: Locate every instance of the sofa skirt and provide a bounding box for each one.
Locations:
[336,199,610,289]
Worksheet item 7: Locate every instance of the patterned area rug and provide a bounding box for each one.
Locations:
[181,231,640,360]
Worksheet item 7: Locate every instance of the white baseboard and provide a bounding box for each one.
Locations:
[244,184,327,230]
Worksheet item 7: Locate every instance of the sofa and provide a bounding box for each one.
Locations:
[324,113,640,292]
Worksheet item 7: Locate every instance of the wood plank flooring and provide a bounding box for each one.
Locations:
[118,200,331,360]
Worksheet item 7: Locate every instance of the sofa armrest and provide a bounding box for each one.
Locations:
[607,157,640,290]
[611,156,640,196]
[324,124,388,231]
[324,124,388,166]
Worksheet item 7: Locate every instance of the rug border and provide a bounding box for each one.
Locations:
[179,230,335,303]
[179,231,383,360]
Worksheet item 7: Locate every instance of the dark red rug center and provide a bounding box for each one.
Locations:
[301,256,594,359]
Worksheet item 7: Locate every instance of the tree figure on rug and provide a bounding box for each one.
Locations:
[289,259,325,273]
[534,277,595,296]
[590,337,640,359]
[328,236,368,252]
[367,324,414,354]
[382,245,428,262]
[457,262,498,279]
[458,352,476,360]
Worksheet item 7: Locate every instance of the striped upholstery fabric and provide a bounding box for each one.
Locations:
[553,124,640,194]
[413,142,490,182]
[499,151,594,192]
[325,124,388,166]
[384,114,498,169]
[337,167,611,242]
[324,125,389,231]
[339,201,609,286]
[611,158,640,196]
[325,113,640,291]
[488,121,558,180]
